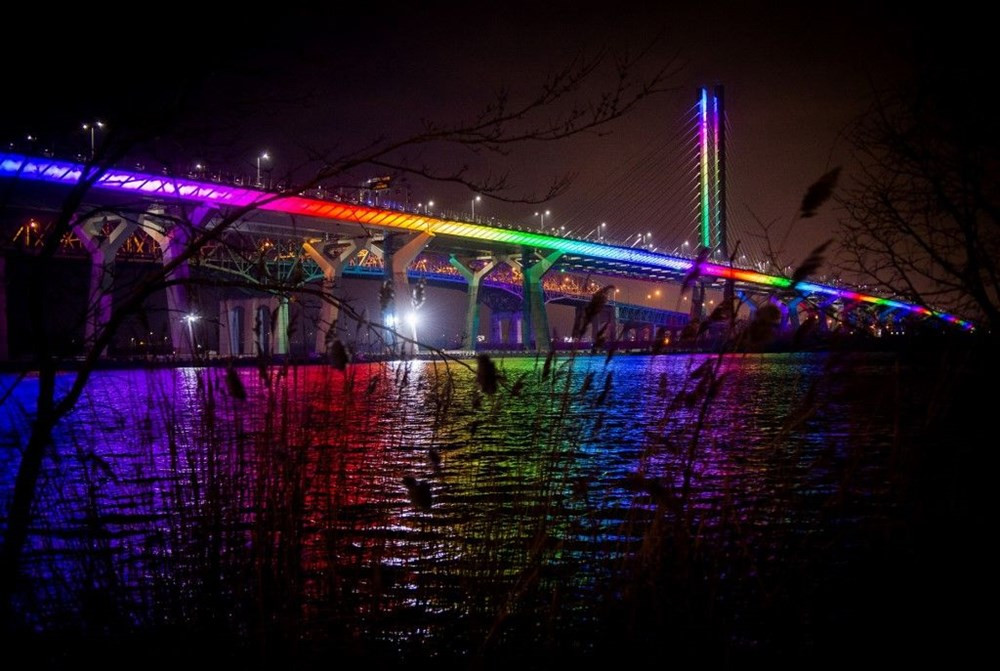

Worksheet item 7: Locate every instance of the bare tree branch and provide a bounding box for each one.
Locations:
[839,72,1000,329]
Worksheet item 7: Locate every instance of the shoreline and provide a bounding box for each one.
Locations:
[0,332,980,374]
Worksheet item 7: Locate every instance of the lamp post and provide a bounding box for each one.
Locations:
[472,195,481,220]
[82,121,105,159]
[427,200,434,214]
[256,151,270,187]
[585,222,608,241]
[534,210,550,232]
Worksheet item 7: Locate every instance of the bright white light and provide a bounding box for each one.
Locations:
[406,312,419,328]
[385,315,396,327]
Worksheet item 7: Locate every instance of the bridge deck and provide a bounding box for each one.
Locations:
[0,153,972,330]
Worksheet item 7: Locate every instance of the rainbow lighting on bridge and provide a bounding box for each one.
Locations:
[0,153,974,330]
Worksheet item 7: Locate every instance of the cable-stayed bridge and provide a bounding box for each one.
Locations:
[0,88,970,358]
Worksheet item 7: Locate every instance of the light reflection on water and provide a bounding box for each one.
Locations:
[0,352,909,657]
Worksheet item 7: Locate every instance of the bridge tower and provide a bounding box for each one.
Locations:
[715,86,729,262]
[692,85,730,321]
[697,85,729,260]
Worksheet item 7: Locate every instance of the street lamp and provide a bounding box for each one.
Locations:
[82,121,105,159]
[534,210,550,232]
[256,151,270,187]
[472,195,481,220]
[585,222,608,241]
[427,200,434,214]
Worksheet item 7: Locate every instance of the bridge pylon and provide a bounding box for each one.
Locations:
[449,255,497,350]
[384,232,431,355]
[77,214,137,356]
[142,205,215,357]
[698,85,729,261]
[303,238,364,356]
[517,249,562,351]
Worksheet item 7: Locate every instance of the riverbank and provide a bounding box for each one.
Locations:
[0,330,985,374]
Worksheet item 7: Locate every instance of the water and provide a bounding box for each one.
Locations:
[0,352,922,661]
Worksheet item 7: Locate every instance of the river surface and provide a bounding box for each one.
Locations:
[0,352,925,662]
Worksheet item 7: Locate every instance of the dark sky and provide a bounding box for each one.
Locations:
[3,2,979,267]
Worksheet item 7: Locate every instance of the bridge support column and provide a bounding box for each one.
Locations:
[449,255,496,350]
[385,232,432,355]
[273,296,290,355]
[689,282,706,322]
[841,301,872,333]
[621,323,636,343]
[303,238,361,355]
[220,298,286,357]
[573,305,586,341]
[817,297,838,332]
[878,306,899,334]
[253,303,271,355]
[594,304,616,344]
[735,290,759,319]
[76,215,137,356]
[144,206,213,357]
[768,295,790,331]
[611,305,624,341]
[519,249,562,351]
[878,306,898,322]
[219,301,246,356]
[509,313,523,345]
[489,311,503,345]
[723,277,735,315]
[0,257,7,361]
[784,297,803,329]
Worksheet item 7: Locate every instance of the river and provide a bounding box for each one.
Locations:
[0,351,945,664]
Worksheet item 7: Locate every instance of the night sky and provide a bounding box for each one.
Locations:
[3,2,980,267]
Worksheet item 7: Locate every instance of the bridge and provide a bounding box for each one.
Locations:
[0,88,971,359]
